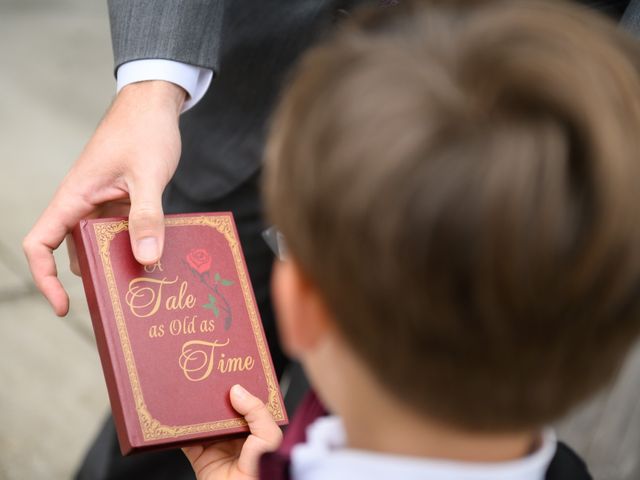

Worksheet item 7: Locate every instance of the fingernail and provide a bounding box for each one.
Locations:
[137,237,158,262]
[231,384,248,399]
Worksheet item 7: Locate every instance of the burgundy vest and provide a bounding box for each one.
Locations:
[258,392,592,480]
[259,392,326,479]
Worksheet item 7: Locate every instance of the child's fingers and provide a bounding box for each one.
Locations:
[230,384,282,443]
[231,385,282,451]
[230,384,283,476]
[182,444,206,474]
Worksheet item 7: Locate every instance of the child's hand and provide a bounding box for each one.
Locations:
[183,384,283,480]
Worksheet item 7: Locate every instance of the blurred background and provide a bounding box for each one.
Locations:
[0,1,111,478]
[0,1,638,479]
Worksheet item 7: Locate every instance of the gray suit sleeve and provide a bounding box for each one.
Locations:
[108,0,224,74]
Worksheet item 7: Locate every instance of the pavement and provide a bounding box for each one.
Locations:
[0,1,112,478]
[0,1,638,480]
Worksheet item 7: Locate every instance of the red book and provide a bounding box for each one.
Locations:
[73,212,287,455]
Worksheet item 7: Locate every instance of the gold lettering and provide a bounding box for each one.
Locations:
[169,319,181,336]
[227,357,243,371]
[169,315,197,336]
[179,339,230,381]
[244,356,255,371]
[217,353,226,373]
[144,261,164,273]
[125,276,178,318]
[199,319,215,333]
[217,353,255,373]
[165,281,196,311]
[148,324,164,338]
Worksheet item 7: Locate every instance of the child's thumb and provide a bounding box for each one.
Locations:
[231,384,283,476]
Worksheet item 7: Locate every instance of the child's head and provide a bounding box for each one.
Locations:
[264,0,640,433]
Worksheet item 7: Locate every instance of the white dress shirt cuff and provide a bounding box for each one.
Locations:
[116,59,213,112]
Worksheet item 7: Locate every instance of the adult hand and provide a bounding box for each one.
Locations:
[183,385,283,480]
[23,80,186,316]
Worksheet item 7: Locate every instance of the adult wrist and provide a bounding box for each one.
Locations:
[115,60,213,112]
[118,80,187,116]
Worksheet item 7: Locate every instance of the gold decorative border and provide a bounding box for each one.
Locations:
[94,215,285,442]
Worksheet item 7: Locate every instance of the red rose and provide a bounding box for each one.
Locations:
[186,249,212,274]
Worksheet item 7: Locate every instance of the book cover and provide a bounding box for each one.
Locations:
[73,212,287,455]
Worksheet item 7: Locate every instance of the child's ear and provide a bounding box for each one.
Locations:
[272,259,333,359]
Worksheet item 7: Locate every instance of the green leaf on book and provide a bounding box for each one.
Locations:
[215,272,221,282]
[203,294,218,316]
[221,279,234,286]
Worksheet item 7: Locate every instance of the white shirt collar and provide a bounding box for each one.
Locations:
[291,416,557,480]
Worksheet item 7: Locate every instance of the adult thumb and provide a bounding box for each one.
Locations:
[128,180,165,265]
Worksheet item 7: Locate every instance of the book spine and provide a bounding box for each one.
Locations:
[73,221,134,455]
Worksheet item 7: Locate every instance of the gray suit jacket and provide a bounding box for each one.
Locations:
[109,0,373,202]
[108,0,639,203]
[109,0,224,72]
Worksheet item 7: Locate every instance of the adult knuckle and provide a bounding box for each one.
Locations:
[132,202,159,217]
[130,204,161,227]
[22,235,35,255]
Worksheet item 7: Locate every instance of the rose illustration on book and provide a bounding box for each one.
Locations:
[183,248,234,330]
[186,248,212,274]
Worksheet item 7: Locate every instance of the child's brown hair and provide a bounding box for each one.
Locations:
[264,0,640,431]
